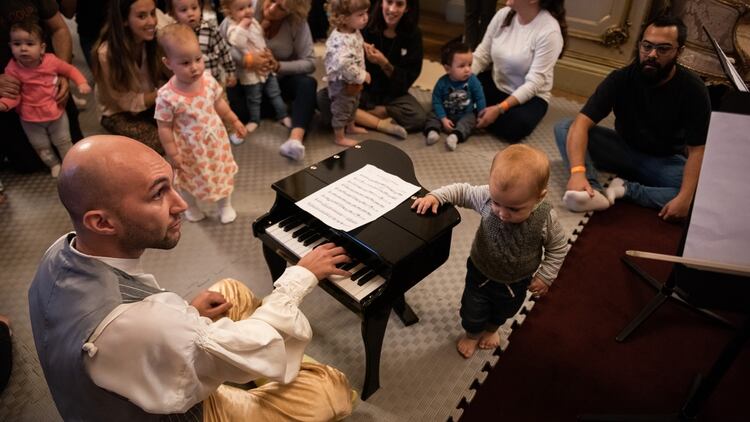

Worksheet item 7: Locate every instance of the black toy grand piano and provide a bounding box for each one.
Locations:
[252,140,461,400]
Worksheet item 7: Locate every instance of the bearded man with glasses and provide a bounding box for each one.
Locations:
[553,14,710,221]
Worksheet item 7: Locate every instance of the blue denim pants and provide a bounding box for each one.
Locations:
[460,258,531,336]
[554,117,686,209]
[243,74,288,124]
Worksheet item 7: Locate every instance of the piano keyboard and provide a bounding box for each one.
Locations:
[265,217,386,302]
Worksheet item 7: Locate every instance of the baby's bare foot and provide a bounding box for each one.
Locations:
[478,331,500,350]
[457,334,479,359]
[334,137,359,147]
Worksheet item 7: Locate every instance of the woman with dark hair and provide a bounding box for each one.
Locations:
[318,0,426,138]
[91,0,168,153]
[472,0,567,142]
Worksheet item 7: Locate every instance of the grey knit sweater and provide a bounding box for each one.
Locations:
[430,183,568,284]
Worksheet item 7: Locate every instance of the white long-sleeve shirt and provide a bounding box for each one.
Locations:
[226,17,268,85]
[471,7,563,104]
[324,29,367,84]
[77,245,317,414]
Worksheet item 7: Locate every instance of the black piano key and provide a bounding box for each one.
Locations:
[277,215,298,229]
[302,233,323,246]
[357,270,378,286]
[280,216,303,231]
[292,226,311,238]
[350,266,370,281]
[300,231,320,244]
[340,260,359,271]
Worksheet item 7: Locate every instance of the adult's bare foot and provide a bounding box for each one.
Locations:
[457,334,479,359]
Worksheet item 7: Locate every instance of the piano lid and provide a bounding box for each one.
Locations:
[270,140,461,266]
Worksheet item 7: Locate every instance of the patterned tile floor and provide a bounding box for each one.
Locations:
[0,19,613,421]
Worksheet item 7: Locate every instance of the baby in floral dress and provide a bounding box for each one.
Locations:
[155,23,247,224]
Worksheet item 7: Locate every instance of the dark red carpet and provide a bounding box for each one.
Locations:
[459,203,749,421]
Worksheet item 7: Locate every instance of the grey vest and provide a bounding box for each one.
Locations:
[470,201,552,283]
[28,233,202,421]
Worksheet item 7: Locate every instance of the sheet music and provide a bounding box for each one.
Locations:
[296,164,420,232]
[683,112,750,270]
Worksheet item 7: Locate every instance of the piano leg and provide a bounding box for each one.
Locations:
[393,294,419,326]
[360,305,391,400]
[262,244,288,281]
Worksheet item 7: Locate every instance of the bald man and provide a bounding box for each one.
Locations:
[28,135,354,421]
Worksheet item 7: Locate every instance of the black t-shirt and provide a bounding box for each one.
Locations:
[0,0,59,67]
[581,62,711,156]
[362,26,423,103]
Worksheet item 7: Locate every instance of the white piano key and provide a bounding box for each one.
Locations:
[265,222,385,302]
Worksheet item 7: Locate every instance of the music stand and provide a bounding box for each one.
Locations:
[614,27,750,342]
[578,32,750,419]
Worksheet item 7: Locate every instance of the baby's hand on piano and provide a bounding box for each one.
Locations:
[411,194,440,214]
[298,242,352,280]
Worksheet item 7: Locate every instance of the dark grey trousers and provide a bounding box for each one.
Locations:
[424,112,477,143]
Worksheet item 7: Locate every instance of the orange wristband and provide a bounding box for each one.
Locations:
[570,165,586,174]
[498,101,510,113]
[243,52,254,69]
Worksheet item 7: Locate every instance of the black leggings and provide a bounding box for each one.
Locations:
[0,322,11,395]
[477,71,548,143]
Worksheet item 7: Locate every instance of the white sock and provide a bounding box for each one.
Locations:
[217,197,237,224]
[245,122,259,133]
[376,118,407,139]
[604,177,626,204]
[279,138,305,161]
[425,130,440,145]
[562,190,611,212]
[280,117,292,128]
[184,207,206,222]
[229,133,245,146]
[445,134,459,151]
[181,190,206,222]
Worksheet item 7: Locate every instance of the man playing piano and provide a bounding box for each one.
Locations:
[412,145,568,358]
[554,14,711,221]
[28,135,354,421]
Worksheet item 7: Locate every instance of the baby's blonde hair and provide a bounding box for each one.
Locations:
[490,145,550,197]
[157,23,199,57]
[325,0,370,30]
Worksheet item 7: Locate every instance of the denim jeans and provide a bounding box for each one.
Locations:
[554,117,686,209]
[243,74,288,123]
[460,258,531,336]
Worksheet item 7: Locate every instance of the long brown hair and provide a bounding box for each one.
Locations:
[502,0,567,58]
[91,0,165,93]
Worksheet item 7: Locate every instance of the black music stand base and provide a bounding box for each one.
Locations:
[578,316,750,422]
[615,256,733,343]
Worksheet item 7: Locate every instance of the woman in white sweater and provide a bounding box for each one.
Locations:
[472,0,566,142]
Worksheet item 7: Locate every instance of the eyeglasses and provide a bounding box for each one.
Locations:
[639,41,677,56]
